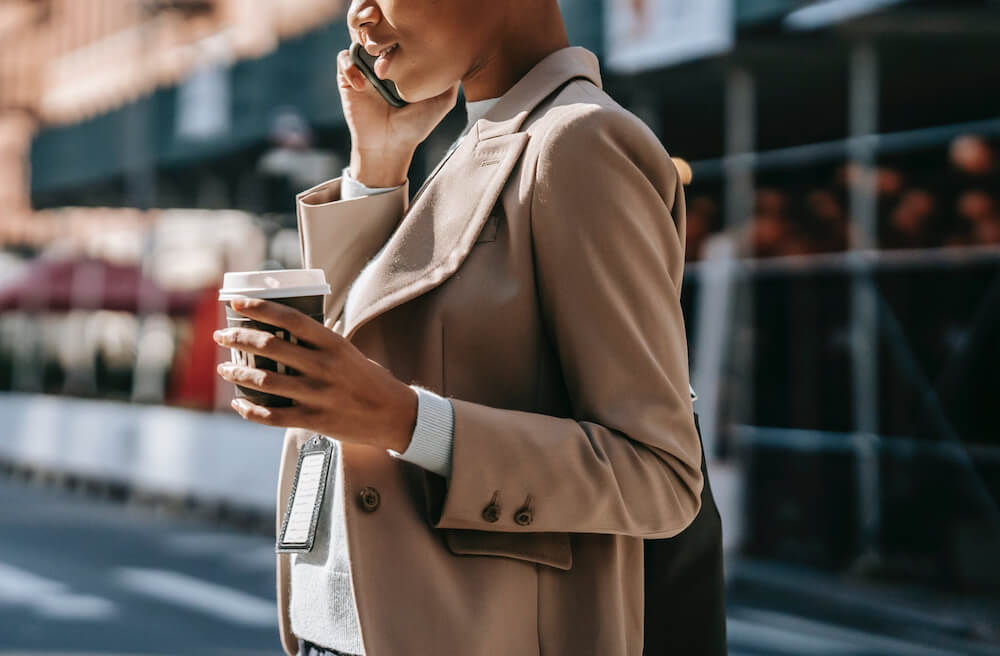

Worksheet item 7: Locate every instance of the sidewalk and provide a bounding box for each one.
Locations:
[727,556,1000,656]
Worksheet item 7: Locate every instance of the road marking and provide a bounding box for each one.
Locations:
[164,532,270,554]
[0,653,149,656]
[0,653,280,656]
[112,567,276,627]
[0,561,116,620]
[727,616,859,654]
[730,608,991,656]
[164,532,275,570]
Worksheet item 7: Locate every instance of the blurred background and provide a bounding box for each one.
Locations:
[1,0,999,654]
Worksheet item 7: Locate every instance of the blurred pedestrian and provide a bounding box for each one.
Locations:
[803,189,849,253]
[885,188,940,250]
[686,195,719,261]
[213,0,723,654]
[257,108,342,212]
[950,135,995,177]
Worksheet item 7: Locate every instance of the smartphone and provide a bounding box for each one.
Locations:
[349,41,408,108]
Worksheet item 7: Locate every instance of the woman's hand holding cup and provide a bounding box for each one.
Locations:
[212,269,417,453]
[214,296,418,454]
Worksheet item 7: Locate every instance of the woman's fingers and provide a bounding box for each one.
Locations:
[217,361,321,404]
[337,49,367,92]
[230,397,313,428]
[225,298,339,352]
[213,325,324,378]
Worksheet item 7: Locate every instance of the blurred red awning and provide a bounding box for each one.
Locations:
[0,255,202,315]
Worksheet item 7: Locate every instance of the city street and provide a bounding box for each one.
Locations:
[0,477,281,655]
[3,476,998,656]
[2,1,1000,655]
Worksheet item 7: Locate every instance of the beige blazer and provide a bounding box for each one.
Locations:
[277,46,703,656]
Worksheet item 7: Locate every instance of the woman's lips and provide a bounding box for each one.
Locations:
[374,43,398,79]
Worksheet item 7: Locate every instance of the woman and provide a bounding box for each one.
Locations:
[213,0,724,654]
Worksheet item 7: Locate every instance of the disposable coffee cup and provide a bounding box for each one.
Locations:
[218,269,331,407]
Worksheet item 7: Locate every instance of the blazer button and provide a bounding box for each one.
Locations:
[358,486,380,512]
[482,503,501,523]
[514,507,533,526]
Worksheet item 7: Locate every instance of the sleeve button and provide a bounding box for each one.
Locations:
[482,503,501,523]
[514,507,533,526]
[358,486,380,512]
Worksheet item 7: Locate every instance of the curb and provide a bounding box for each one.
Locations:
[0,393,282,531]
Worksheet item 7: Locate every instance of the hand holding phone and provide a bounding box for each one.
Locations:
[336,46,458,188]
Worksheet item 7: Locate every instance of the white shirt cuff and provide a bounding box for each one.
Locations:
[340,166,404,200]
[388,386,454,479]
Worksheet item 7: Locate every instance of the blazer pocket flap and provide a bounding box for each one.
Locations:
[444,529,572,571]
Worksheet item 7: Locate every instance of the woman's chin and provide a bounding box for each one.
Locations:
[393,84,430,104]
[392,78,455,104]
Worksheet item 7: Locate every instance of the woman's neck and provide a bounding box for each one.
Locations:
[460,8,569,102]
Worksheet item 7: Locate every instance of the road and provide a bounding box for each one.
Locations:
[1,476,997,656]
[0,477,280,655]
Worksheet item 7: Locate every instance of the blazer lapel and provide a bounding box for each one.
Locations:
[342,127,529,339]
[340,47,602,340]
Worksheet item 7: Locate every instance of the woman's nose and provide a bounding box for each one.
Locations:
[347,0,381,38]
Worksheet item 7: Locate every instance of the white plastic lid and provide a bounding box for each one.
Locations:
[218,268,331,300]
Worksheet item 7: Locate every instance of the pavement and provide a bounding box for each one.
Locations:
[0,477,281,656]
[728,556,1000,655]
[726,559,1000,656]
[3,475,1000,656]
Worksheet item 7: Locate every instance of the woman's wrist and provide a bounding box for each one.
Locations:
[384,382,419,454]
[349,147,414,188]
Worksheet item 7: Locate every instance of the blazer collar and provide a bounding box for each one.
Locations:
[473,46,602,140]
[341,47,602,340]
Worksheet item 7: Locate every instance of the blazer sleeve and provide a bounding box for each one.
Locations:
[296,176,410,324]
[430,106,703,539]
